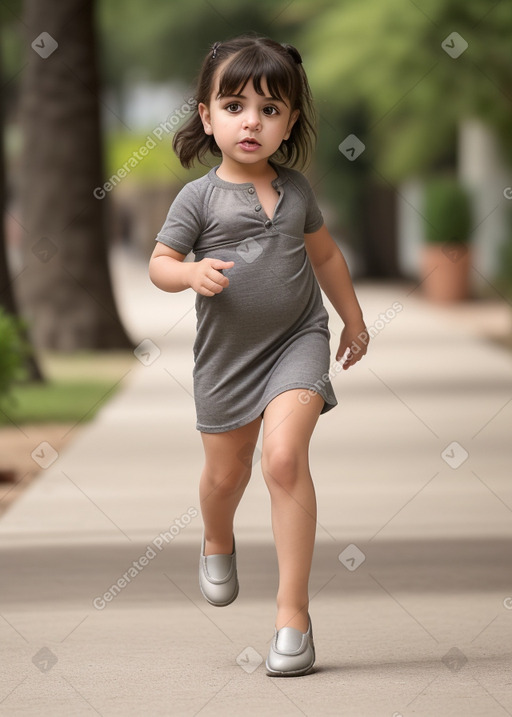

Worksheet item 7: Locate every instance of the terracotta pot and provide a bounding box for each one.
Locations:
[420,244,471,303]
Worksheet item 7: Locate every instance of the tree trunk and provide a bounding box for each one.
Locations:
[0,16,17,318]
[361,183,401,278]
[17,0,132,350]
[0,16,44,380]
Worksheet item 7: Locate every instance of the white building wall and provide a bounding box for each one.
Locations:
[458,119,510,281]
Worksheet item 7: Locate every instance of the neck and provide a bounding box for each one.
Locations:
[216,156,276,184]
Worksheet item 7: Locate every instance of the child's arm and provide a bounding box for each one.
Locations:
[305,224,369,370]
[149,242,234,296]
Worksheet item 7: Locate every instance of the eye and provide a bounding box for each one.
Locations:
[225,102,241,113]
[263,106,279,116]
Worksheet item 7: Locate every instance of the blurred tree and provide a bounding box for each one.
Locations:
[98,0,402,275]
[0,31,15,318]
[0,6,43,380]
[302,0,512,180]
[97,0,512,277]
[17,0,132,350]
[98,0,305,89]
[291,0,512,275]
[0,2,21,317]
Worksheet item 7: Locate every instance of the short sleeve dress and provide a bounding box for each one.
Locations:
[156,161,338,433]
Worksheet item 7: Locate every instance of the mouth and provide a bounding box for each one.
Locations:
[239,137,261,151]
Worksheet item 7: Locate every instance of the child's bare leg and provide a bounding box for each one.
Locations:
[261,389,323,633]
[200,418,261,555]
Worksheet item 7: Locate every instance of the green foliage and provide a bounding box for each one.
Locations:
[0,380,120,425]
[104,131,207,185]
[0,350,134,425]
[106,131,184,183]
[97,0,301,86]
[301,0,512,179]
[422,177,472,244]
[0,1,25,110]
[0,308,28,401]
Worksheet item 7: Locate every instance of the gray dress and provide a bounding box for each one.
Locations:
[156,162,337,433]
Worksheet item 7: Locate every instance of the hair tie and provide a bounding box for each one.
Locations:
[211,41,221,60]
[282,43,302,65]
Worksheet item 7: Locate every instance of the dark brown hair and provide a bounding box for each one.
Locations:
[173,35,317,169]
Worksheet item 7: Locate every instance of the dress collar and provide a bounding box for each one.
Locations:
[208,160,286,190]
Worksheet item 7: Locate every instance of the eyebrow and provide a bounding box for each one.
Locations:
[220,93,286,104]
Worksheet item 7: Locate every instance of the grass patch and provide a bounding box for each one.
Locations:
[0,351,135,426]
[0,381,121,425]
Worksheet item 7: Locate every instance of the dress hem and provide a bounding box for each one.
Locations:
[195,383,337,434]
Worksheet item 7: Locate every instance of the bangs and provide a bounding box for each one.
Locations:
[216,46,296,106]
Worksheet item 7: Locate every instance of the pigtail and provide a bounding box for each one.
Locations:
[173,112,221,170]
[172,43,224,168]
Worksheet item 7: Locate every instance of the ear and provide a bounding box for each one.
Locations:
[283,109,300,140]
[198,103,213,136]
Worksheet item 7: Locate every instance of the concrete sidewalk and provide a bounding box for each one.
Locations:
[1,249,512,716]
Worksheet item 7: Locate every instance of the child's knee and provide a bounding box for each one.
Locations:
[262,444,304,490]
[202,463,250,496]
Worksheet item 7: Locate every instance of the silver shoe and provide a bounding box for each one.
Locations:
[198,534,239,607]
[266,615,315,677]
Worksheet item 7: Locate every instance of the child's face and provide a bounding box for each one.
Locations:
[198,64,299,169]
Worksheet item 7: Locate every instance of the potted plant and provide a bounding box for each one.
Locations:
[420,176,473,303]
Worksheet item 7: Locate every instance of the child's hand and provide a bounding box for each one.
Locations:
[189,258,234,297]
[336,321,369,370]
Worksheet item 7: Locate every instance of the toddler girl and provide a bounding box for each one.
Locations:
[149,35,368,676]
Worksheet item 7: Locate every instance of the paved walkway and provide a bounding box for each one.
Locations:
[1,248,512,716]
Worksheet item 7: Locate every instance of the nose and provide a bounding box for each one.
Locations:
[242,110,261,131]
